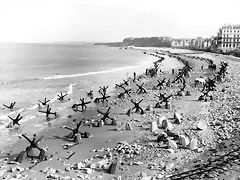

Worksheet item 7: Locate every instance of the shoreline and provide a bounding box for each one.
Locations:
[1,47,238,180]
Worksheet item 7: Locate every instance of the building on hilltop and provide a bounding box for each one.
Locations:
[217,23,240,51]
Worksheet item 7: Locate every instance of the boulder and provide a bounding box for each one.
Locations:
[174,112,182,124]
[168,139,178,149]
[116,123,124,131]
[150,121,158,132]
[162,119,174,130]
[189,138,198,150]
[196,121,207,130]
[178,135,190,147]
[165,162,174,171]
[157,116,167,126]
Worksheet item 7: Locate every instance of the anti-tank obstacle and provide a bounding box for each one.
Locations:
[7,114,23,126]
[16,134,47,163]
[72,98,91,112]
[39,105,58,119]
[117,87,132,99]
[136,83,147,94]
[3,102,16,110]
[94,91,111,103]
[57,92,68,101]
[38,98,50,106]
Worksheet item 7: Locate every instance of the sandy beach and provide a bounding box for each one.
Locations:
[0,47,240,180]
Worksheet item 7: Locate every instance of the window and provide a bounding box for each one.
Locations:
[229,44,231,48]
[233,44,235,47]
[226,44,228,47]
[223,44,225,47]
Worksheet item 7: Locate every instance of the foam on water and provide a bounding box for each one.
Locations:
[41,62,152,80]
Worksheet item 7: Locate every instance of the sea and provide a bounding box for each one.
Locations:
[0,43,183,147]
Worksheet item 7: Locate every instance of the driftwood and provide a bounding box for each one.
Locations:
[38,98,50,106]
[39,105,57,118]
[3,102,16,110]
[8,114,23,126]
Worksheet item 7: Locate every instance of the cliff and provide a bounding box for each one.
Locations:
[94,37,173,47]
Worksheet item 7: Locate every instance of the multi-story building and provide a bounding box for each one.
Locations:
[217,23,240,51]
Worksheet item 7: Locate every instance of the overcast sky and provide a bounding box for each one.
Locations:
[0,0,239,43]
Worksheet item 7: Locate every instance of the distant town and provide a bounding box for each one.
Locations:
[95,23,240,57]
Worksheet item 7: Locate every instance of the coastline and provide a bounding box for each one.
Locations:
[1,47,239,180]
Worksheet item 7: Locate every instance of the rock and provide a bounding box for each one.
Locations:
[168,139,178,149]
[16,166,25,172]
[157,132,168,142]
[165,162,174,171]
[189,138,198,150]
[150,121,158,132]
[140,172,147,177]
[41,167,49,174]
[125,122,133,130]
[157,116,167,126]
[174,112,182,124]
[116,123,125,131]
[48,167,56,174]
[65,166,71,172]
[146,105,153,111]
[74,134,83,144]
[141,176,152,180]
[162,119,174,130]
[196,121,208,130]
[97,159,109,168]
[179,135,190,147]
[86,168,93,174]
[77,162,84,169]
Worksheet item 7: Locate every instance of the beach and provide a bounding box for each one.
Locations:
[0,46,240,180]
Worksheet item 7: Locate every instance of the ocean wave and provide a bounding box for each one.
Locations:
[41,62,154,80]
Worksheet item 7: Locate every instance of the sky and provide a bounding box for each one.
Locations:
[0,0,239,43]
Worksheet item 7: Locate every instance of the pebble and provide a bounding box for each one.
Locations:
[168,139,178,149]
